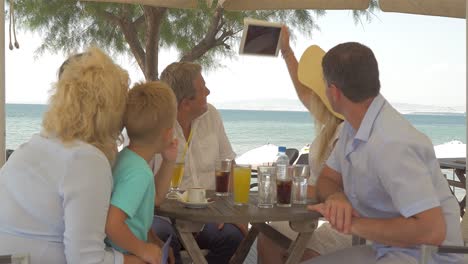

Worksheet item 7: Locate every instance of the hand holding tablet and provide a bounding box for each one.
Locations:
[239,18,283,57]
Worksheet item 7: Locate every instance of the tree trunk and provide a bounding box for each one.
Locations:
[143,7,167,81]
[117,17,146,76]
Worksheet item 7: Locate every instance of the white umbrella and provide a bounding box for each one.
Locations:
[434,140,467,159]
[219,0,465,19]
[81,0,466,19]
[80,0,213,8]
[219,0,370,12]
[379,0,465,19]
[236,144,279,168]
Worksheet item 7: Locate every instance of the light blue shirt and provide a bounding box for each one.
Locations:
[327,94,463,263]
[106,148,155,253]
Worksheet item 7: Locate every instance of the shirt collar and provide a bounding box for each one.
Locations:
[175,106,210,142]
[346,94,386,142]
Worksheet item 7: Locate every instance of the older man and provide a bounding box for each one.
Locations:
[306,42,463,264]
[151,62,243,264]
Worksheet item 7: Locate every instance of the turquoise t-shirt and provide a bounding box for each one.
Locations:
[106,147,155,253]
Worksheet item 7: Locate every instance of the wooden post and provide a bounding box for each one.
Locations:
[229,225,259,264]
[174,220,207,264]
[0,0,5,166]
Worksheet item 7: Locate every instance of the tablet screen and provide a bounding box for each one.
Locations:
[242,25,281,56]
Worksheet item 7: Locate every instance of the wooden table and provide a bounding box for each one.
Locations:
[438,158,466,216]
[155,191,321,264]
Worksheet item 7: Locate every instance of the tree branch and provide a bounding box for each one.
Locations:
[93,9,121,26]
[92,6,146,73]
[117,16,146,74]
[134,14,145,27]
[180,6,225,62]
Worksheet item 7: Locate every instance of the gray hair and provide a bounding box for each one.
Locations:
[160,62,202,104]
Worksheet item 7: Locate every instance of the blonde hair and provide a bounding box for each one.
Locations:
[43,47,129,163]
[160,62,201,103]
[308,90,342,167]
[125,81,177,145]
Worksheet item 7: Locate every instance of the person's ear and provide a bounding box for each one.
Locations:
[329,84,341,101]
[165,127,174,143]
[178,98,190,111]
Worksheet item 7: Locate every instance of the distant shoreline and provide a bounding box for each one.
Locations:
[218,108,466,116]
[5,103,466,116]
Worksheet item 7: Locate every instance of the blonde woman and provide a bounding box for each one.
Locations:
[0,48,143,264]
[257,27,351,263]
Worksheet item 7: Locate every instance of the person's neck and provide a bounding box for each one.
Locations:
[342,97,375,132]
[177,111,194,141]
[127,143,160,163]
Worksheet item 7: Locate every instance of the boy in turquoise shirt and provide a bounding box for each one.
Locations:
[105,81,177,264]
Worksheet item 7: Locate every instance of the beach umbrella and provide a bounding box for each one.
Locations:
[236,144,279,169]
[80,0,212,8]
[219,0,465,19]
[378,0,465,19]
[81,0,465,18]
[434,141,467,159]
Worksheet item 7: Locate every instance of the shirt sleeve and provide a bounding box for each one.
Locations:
[111,168,152,219]
[374,142,440,218]
[60,147,123,264]
[213,107,236,160]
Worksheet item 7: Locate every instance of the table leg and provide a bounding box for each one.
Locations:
[253,223,292,249]
[174,220,207,264]
[454,168,466,217]
[285,232,313,264]
[454,169,466,184]
[461,196,466,217]
[229,225,259,264]
[284,220,318,264]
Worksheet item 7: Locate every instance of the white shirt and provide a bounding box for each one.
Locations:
[152,104,236,190]
[0,134,123,264]
[308,122,343,185]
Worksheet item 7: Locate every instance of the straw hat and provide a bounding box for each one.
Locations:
[298,45,344,120]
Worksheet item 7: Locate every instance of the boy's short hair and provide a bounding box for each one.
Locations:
[124,81,177,144]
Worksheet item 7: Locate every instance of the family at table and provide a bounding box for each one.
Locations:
[0,25,464,264]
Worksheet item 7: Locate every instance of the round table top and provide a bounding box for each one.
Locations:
[155,190,321,223]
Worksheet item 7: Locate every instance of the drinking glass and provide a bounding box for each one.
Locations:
[257,166,276,208]
[292,165,310,204]
[276,165,293,207]
[215,159,232,196]
[233,164,252,206]
[166,162,184,199]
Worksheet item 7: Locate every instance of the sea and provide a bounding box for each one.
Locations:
[5,104,467,155]
[5,103,467,201]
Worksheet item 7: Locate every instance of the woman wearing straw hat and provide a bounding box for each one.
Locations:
[257,26,352,263]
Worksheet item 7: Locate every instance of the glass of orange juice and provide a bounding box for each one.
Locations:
[233,164,252,206]
[167,162,184,199]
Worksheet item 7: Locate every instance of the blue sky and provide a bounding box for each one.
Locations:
[5,9,466,110]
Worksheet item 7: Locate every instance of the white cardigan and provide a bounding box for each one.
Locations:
[0,134,123,264]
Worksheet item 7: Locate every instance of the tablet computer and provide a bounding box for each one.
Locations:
[239,18,283,57]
